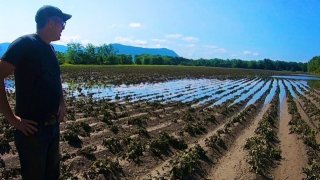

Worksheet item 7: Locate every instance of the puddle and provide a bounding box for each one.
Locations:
[246,80,272,107]
[279,80,286,105]
[230,79,265,106]
[264,79,278,105]
[283,80,297,98]
[212,78,261,106]
[5,75,315,106]
[273,75,320,80]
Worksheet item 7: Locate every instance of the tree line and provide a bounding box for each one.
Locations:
[307,56,320,75]
[57,43,309,72]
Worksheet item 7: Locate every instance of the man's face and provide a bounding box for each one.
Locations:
[48,16,66,41]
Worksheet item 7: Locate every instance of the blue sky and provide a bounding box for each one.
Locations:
[1,0,319,62]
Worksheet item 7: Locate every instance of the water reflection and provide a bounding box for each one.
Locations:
[4,75,316,106]
[283,80,296,98]
[264,79,278,105]
[279,80,286,105]
[246,80,271,107]
[273,75,320,80]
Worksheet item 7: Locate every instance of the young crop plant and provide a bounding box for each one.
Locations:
[126,139,145,163]
[84,158,123,179]
[68,122,92,138]
[0,167,20,180]
[66,104,76,121]
[3,125,14,142]
[203,114,217,124]
[183,122,207,136]
[149,136,170,157]
[102,137,123,154]
[102,110,114,125]
[244,136,281,175]
[303,157,320,179]
[61,151,76,161]
[169,144,206,179]
[136,126,150,138]
[0,138,10,154]
[0,157,4,168]
[286,92,320,178]
[62,128,83,148]
[149,132,187,157]
[244,91,281,176]
[109,124,119,134]
[78,146,97,161]
[205,134,226,151]
[127,117,147,127]
[60,163,78,180]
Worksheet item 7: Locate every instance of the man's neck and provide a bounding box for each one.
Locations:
[36,30,51,44]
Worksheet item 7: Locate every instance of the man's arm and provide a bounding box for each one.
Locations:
[0,60,38,135]
[0,60,16,120]
[57,75,66,122]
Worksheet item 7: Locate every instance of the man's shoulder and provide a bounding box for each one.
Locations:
[13,34,37,44]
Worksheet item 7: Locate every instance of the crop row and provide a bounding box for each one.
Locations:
[286,91,320,179]
[244,89,281,177]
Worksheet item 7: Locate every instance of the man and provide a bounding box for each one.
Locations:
[0,5,71,180]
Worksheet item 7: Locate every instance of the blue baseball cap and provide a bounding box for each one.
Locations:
[35,5,71,23]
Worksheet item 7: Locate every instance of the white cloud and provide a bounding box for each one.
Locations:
[182,36,199,43]
[203,44,227,54]
[187,44,196,47]
[243,50,252,55]
[114,36,147,46]
[153,44,162,48]
[204,45,218,49]
[129,22,142,28]
[252,52,260,56]
[243,50,260,56]
[151,38,167,43]
[213,48,227,53]
[56,35,90,45]
[165,33,183,39]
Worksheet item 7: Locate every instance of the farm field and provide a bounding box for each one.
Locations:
[1,65,320,179]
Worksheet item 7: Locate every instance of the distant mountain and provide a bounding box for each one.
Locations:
[0,42,178,58]
[0,42,68,57]
[0,43,10,58]
[53,44,68,52]
[111,43,178,57]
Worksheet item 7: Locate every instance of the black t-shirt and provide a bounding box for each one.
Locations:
[2,34,62,121]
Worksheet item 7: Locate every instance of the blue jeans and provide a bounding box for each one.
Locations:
[14,122,60,180]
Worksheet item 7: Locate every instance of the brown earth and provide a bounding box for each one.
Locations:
[272,97,308,180]
[208,104,270,180]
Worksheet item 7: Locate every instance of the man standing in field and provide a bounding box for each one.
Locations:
[0,5,71,179]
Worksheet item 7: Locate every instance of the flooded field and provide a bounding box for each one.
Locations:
[1,66,320,179]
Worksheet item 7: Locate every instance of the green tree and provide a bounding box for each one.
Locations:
[55,51,66,65]
[96,44,117,64]
[308,56,320,74]
[66,43,84,64]
[84,43,96,64]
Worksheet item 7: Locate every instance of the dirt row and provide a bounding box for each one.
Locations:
[1,77,320,179]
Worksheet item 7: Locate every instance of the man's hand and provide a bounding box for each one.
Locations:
[57,101,66,122]
[8,115,38,136]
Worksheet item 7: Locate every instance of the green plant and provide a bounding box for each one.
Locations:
[205,134,225,150]
[85,158,123,179]
[63,128,82,147]
[303,158,320,179]
[78,146,97,160]
[102,137,122,154]
[169,144,205,179]
[126,140,144,163]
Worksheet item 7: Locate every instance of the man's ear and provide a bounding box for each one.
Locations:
[46,19,54,29]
